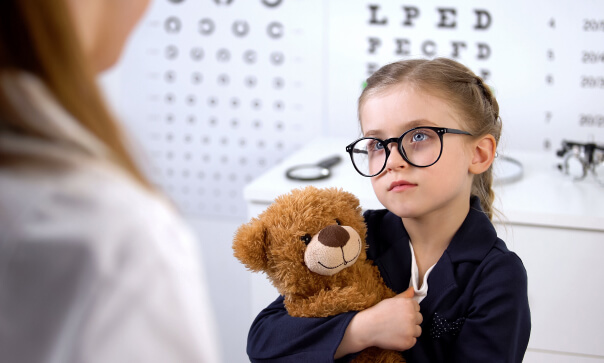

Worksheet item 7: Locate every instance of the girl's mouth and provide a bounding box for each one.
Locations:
[389,180,417,191]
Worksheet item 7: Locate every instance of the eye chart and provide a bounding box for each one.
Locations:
[118,0,324,218]
[116,0,603,218]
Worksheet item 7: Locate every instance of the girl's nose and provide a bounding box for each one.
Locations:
[384,143,408,171]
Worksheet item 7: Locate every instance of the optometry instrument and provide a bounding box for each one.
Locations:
[492,154,524,185]
[285,155,342,181]
[345,126,472,177]
[556,140,604,185]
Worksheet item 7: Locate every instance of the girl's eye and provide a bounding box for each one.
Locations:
[368,139,385,151]
[335,219,342,225]
[412,132,429,142]
[300,234,312,245]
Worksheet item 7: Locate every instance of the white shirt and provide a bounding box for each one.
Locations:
[408,241,436,303]
[0,73,220,363]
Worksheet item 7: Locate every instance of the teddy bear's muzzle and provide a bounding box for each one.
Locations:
[304,225,362,276]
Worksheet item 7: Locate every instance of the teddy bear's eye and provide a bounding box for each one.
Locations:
[300,234,312,245]
[335,219,342,225]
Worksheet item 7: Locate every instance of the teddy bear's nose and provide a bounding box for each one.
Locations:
[317,225,350,248]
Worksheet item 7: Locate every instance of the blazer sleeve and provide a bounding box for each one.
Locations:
[453,251,531,363]
[247,295,358,363]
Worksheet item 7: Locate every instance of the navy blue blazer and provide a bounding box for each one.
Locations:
[247,197,531,362]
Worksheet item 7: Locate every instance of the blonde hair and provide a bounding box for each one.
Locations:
[0,0,152,189]
[359,58,501,220]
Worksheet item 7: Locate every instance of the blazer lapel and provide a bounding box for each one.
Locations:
[419,251,457,314]
[370,212,412,294]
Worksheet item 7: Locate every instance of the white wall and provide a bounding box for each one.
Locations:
[187,217,250,363]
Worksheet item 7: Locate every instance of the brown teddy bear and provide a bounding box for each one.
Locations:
[233,186,405,362]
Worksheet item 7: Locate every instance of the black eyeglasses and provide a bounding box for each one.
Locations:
[345,126,472,177]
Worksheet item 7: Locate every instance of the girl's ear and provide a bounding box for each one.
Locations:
[469,134,496,175]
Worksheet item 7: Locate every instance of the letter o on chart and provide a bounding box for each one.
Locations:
[262,0,283,7]
[232,21,250,37]
[199,18,215,35]
[244,50,257,64]
[267,22,284,39]
[270,52,284,65]
[217,49,231,62]
[165,17,181,33]
[165,45,178,60]
[190,47,204,61]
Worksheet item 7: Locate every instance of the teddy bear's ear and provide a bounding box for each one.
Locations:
[336,188,361,210]
[232,218,270,272]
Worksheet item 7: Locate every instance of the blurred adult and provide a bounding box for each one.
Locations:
[0,1,220,362]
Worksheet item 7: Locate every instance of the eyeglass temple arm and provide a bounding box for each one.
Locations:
[443,128,472,135]
[346,146,368,155]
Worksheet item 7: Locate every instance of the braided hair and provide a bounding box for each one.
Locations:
[358,58,501,220]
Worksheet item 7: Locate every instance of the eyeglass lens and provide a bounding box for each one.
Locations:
[350,128,442,176]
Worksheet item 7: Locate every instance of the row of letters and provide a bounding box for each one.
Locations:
[367,38,492,61]
[368,5,492,30]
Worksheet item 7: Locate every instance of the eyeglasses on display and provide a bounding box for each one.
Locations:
[556,140,604,185]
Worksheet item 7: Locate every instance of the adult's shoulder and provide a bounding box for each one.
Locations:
[0,155,206,310]
[0,159,219,363]
[0,157,197,264]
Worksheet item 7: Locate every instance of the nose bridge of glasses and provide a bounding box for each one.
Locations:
[383,137,408,164]
[383,137,401,152]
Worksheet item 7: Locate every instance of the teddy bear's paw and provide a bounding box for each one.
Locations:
[353,347,406,363]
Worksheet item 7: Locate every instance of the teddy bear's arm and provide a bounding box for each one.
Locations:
[354,347,406,363]
[285,285,383,318]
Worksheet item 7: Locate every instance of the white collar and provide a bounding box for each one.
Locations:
[409,241,436,303]
[0,72,110,161]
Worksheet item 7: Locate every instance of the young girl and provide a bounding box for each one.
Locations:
[247,58,531,362]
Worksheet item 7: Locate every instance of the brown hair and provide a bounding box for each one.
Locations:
[359,58,501,220]
[0,0,152,189]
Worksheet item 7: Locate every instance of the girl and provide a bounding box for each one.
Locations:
[0,1,219,362]
[247,58,531,362]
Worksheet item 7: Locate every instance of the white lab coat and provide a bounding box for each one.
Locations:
[0,73,221,363]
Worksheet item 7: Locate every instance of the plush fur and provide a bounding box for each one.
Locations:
[233,186,404,362]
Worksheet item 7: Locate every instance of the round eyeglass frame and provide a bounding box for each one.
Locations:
[345,126,473,177]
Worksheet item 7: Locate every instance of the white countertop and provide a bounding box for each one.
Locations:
[244,137,604,232]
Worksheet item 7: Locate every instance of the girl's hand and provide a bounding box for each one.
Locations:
[335,287,422,358]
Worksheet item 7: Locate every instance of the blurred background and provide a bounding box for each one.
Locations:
[99,0,604,361]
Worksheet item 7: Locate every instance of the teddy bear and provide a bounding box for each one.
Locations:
[233,186,405,362]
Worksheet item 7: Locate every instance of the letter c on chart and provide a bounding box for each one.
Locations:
[262,0,283,7]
